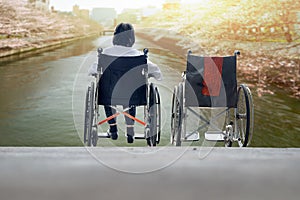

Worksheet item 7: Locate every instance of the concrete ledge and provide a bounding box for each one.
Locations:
[0,147,299,200]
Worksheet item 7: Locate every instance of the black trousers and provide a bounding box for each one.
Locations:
[104,105,136,126]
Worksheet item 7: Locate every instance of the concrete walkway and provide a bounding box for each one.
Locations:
[0,147,299,200]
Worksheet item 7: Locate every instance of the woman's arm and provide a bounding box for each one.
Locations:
[88,62,98,76]
[148,60,163,81]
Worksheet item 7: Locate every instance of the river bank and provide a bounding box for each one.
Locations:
[0,0,102,58]
[136,28,299,99]
[0,33,99,58]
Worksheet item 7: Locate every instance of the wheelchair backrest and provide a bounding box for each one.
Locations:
[185,53,238,108]
[97,53,148,106]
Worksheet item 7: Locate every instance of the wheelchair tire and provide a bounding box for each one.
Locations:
[84,86,90,144]
[147,83,158,146]
[176,83,184,146]
[171,84,183,146]
[87,82,95,147]
[236,84,254,147]
[171,86,178,145]
[155,87,161,145]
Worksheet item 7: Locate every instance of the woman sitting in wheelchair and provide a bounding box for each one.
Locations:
[89,23,162,144]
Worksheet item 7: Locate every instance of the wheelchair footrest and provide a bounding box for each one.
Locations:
[205,131,224,141]
[184,131,200,141]
[98,132,110,138]
[134,133,145,139]
[97,132,146,139]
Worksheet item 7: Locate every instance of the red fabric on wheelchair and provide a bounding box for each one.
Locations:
[202,57,223,96]
[185,54,237,108]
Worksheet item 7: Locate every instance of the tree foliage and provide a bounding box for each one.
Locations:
[146,0,300,43]
[141,0,299,98]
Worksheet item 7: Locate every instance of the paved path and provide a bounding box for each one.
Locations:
[0,147,299,200]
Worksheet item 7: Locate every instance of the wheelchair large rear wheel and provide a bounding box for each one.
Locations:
[170,86,177,145]
[147,83,160,146]
[156,87,161,145]
[84,86,90,144]
[236,84,254,147]
[171,83,183,146]
[86,82,97,147]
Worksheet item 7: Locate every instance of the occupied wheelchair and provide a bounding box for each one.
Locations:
[84,48,161,147]
[171,50,254,147]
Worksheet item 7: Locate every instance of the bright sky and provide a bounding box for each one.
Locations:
[50,0,204,13]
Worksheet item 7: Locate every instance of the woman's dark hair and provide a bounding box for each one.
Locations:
[113,23,135,47]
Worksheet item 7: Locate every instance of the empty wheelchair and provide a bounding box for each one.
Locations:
[84,48,161,147]
[171,50,254,147]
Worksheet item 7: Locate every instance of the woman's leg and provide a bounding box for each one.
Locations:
[125,106,136,143]
[104,105,118,139]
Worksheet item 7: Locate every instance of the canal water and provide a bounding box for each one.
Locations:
[0,36,299,147]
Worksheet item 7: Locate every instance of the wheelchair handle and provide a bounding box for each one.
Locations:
[234,50,240,56]
[143,48,149,56]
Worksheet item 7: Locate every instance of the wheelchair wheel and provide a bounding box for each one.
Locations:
[236,84,254,147]
[147,83,160,146]
[84,86,90,144]
[171,86,177,145]
[87,82,96,146]
[171,83,183,146]
[156,87,161,145]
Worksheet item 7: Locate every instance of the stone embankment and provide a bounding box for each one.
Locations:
[0,0,102,58]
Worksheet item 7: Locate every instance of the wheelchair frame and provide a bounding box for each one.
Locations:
[171,51,254,147]
[84,48,161,147]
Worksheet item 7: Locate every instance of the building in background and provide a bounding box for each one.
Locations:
[28,0,50,11]
[73,5,90,20]
[91,8,117,28]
